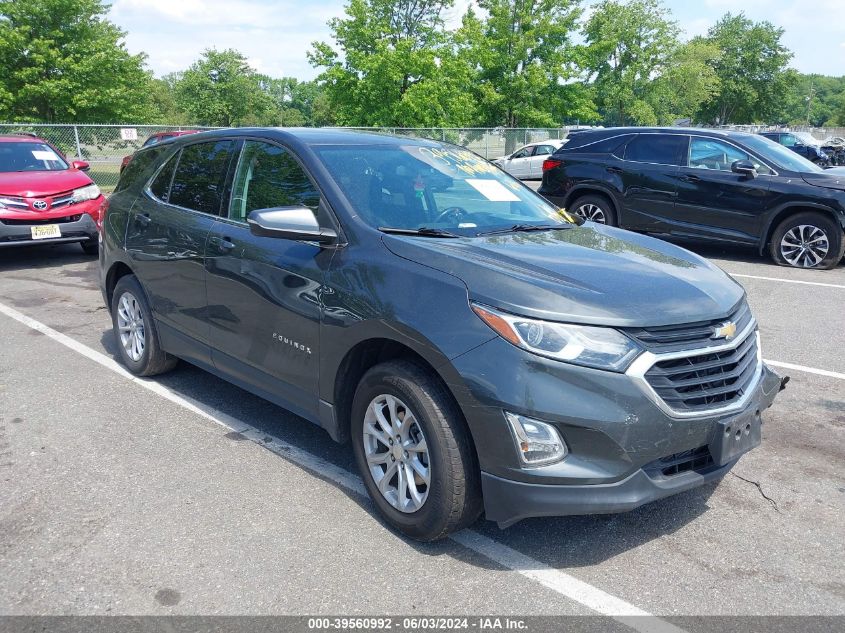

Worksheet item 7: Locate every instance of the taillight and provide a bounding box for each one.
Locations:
[542,158,562,171]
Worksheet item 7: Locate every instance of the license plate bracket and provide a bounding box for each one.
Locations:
[709,410,761,466]
[31,224,62,240]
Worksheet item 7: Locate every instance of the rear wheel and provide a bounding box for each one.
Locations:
[769,212,844,269]
[570,194,617,226]
[351,360,482,541]
[111,275,177,376]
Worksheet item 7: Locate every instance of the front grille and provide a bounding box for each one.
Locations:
[645,446,714,478]
[0,214,82,226]
[0,195,29,209]
[643,327,759,413]
[626,301,753,352]
[50,193,75,209]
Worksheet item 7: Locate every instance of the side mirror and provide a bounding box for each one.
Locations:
[72,160,90,171]
[247,207,337,244]
[731,159,757,179]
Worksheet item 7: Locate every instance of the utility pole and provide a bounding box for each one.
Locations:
[805,81,815,127]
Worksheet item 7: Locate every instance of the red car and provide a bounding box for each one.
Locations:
[119,130,198,172]
[0,134,106,254]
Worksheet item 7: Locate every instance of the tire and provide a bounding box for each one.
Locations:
[80,239,98,256]
[351,360,482,541]
[569,194,617,226]
[769,212,844,270]
[110,275,178,376]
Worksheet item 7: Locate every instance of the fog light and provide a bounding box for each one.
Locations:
[504,412,567,466]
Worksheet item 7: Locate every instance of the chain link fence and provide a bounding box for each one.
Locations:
[0,123,216,191]
[3,123,844,192]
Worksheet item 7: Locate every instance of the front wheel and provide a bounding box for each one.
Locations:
[351,360,482,541]
[769,212,844,269]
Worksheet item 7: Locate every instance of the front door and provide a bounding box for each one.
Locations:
[673,136,775,244]
[504,146,533,178]
[205,140,335,421]
[125,140,235,363]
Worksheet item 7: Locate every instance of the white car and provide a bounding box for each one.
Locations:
[492,139,566,179]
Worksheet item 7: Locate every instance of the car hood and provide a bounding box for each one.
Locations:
[802,171,845,192]
[0,169,92,197]
[383,225,744,327]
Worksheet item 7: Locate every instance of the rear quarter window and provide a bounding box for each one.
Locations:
[114,147,166,194]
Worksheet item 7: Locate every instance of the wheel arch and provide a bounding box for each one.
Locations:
[760,203,844,255]
[104,260,136,311]
[328,336,479,472]
[564,186,621,221]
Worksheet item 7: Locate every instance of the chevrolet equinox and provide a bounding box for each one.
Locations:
[100,129,784,540]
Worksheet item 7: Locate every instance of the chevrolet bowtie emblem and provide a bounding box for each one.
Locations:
[712,321,737,340]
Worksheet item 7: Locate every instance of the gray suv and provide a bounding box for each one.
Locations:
[100,129,784,540]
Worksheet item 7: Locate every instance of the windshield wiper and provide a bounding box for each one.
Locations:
[379,226,463,238]
[477,223,572,236]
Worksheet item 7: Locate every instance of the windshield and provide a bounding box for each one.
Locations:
[794,132,820,146]
[316,144,573,236]
[0,142,69,172]
[741,135,824,173]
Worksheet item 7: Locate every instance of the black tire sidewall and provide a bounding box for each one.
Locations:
[571,194,617,226]
[770,212,844,269]
[111,276,156,375]
[351,363,466,540]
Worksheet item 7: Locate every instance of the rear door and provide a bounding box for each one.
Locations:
[205,139,336,421]
[616,133,686,231]
[125,139,235,364]
[672,136,776,244]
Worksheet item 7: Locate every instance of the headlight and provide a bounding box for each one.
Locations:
[71,184,101,203]
[472,303,641,371]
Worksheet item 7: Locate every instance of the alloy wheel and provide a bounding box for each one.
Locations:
[574,202,607,224]
[779,224,830,268]
[363,394,431,513]
[117,291,146,362]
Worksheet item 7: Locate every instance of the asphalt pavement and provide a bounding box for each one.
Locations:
[0,233,843,622]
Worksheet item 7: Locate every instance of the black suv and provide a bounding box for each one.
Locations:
[539,127,845,269]
[101,129,783,540]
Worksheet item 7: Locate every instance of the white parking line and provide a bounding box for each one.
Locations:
[0,300,684,633]
[764,360,845,380]
[729,273,845,289]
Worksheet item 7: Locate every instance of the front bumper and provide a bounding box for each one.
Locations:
[0,206,100,248]
[447,336,783,527]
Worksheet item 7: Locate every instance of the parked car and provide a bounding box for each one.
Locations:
[759,131,831,167]
[491,139,565,179]
[0,134,106,254]
[119,130,198,173]
[101,128,784,540]
[539,127,845,269]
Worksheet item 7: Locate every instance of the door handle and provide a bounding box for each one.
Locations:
[135,213,152,227]
[606,166,623,174]
[211,236,236,252]
[679,174,701,182]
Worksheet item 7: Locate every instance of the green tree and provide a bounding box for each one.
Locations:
[581,0,679,126]
[648,39,721,124]
[0,0,152,122]
[173,49,275,126]
[309,0,477,126]
[696,13,792,124]
[466,0,584,128]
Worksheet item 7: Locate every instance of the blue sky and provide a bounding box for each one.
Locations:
[108,0,845,80]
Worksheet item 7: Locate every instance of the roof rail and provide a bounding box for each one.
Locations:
[8,132,41,138]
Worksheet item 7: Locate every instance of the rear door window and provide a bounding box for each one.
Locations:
[624,134,686,166]
[532,144,556,156]
[168,140,235,215]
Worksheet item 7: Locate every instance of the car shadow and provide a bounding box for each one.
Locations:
[98,328,714,571]
[649,238,845,270]
[0,243,95,272]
